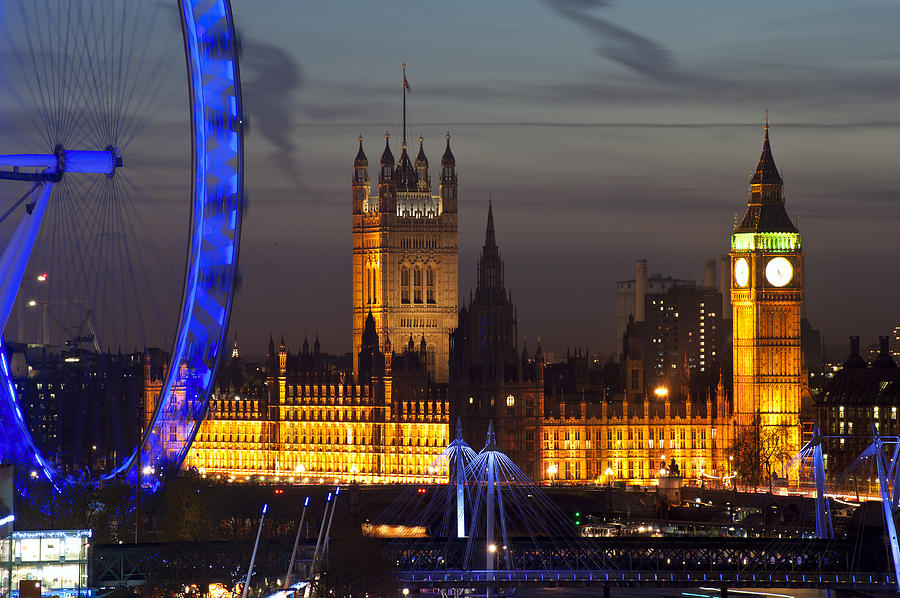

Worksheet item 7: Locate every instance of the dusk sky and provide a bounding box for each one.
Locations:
[230,0,899,357]
[1,1,899,358]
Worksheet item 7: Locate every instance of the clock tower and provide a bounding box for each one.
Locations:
[730,122,803,477]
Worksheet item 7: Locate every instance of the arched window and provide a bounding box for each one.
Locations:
[413,265,422,303]
[400,265,410,304]
[426,266,435,303]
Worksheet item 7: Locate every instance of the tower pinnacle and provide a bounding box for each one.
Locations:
[485,200,496,249]
[750,117,782,186]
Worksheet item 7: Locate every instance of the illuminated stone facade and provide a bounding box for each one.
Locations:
[352,134,458,383]
[537,335,731,485]
[185,322,450,484]
[729,125,804,472]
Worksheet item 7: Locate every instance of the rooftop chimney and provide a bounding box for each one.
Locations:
[635,259,648,322]
[704,259,716,289]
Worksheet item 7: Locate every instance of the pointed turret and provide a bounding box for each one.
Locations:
[353,136,370,214]
[362,311,379,350]
[355,135,368,166]
[379,132,396,214]
[442,133,455,167]
[415,136,428,169]
[358,311,384,381]
[414,135,431,192]
[439,133,457,213]
[380,133,394,173]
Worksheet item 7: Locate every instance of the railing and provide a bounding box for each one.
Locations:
[397,569,893,589]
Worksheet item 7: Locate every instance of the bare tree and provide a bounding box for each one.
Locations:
[732,413,794,491]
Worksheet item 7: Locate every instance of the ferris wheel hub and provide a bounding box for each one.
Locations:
[0,147,122,183]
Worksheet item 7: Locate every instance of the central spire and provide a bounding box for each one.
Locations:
[477,201,504,292]
[485,200,496,248]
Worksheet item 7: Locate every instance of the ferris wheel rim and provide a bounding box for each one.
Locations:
[0,0,244,492]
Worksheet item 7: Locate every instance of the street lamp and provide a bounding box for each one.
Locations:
[654,386,668,398]
[547,464,558,485]
[605,467,614,487]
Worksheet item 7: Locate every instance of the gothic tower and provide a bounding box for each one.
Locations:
[449,203,543,480]
[352,121,458,382]
[729,122,803,475]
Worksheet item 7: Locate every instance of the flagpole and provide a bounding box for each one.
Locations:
[402,62,407,147]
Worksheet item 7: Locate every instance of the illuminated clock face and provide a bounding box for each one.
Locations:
[734,258,749,287]
[765,257,793,287]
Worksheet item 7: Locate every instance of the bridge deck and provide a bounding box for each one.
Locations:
[398,569,893,591]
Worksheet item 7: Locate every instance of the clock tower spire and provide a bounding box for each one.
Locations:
[730,121,803,484]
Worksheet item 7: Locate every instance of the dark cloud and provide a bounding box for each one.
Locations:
[240,39,305,186]
[545,0,695,85]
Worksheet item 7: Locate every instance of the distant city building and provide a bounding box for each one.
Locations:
[817,336,899,489]
[352,131,459,383]
[615,260,695,347]
[642,284,722,389]
[729,123,804,477]
[8,343,147,475]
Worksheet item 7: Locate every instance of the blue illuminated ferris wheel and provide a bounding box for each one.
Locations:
[0,0,244,490]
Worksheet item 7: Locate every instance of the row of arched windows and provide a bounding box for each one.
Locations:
[401,264,436,304]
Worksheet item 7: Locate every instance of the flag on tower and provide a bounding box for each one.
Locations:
[404,73,411,92]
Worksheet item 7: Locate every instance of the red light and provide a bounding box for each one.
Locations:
[274,489,283,495]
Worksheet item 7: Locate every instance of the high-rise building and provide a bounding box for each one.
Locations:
[615,261,695,347]
[729,123,804,475]
[352,131,459,383]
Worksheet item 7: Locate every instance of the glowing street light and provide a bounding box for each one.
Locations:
[488,543,497,553]
[27,299,37,307]
[547,463,558,484]
[654,386,669,398]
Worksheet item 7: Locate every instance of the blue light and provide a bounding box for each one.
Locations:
[0,0,243,493]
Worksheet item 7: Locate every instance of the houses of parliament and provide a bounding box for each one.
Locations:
[180,119,805,487]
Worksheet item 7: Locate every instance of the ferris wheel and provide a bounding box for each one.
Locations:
[0,0,244,490]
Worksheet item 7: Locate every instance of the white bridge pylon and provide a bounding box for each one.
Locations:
[0,149,120,335]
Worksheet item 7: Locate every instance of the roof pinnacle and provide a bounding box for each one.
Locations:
[485,199,496,249]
